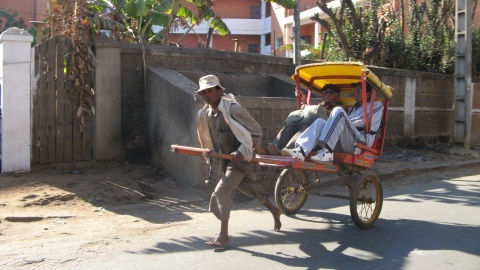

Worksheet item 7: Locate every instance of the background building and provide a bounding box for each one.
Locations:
[168,0,273,54]
[0,0,48,28]
[2,0,479,58]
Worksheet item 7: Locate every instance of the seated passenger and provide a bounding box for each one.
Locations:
[268,84,346,155]
[281,82,383,164]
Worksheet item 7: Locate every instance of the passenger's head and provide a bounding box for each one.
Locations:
[321,84,340,105]
[351,82,373,103]
[197,75,225,108]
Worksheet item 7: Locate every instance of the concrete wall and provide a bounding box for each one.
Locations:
[0,28,33,173]
[145,67,202,184]
[144,65,316,185]
[368,67,456,146]
[93,37,124,160]
[144,67,299,185]
[116,42,295,163]
[472,79,480,146]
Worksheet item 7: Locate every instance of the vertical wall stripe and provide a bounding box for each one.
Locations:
[404,77,416,141]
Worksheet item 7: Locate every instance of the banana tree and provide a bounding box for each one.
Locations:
[93,0,231,44]
[93,0,296,44]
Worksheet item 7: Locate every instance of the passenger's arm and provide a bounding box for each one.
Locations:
[370,101,384,132]
[349,102,383,130]
[349,106,364,128]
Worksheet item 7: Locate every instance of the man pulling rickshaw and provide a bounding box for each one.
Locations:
[171,62,396,244]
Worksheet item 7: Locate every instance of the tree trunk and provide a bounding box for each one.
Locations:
[315,0,352,59]
[205,27,213,48]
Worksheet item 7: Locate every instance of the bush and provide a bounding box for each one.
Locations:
[472,24,480,77]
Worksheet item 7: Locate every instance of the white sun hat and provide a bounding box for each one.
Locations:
[197,75,226,94]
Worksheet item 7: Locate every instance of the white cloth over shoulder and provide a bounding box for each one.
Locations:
[197,94,254,161]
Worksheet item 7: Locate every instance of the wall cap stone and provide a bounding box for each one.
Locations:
[117,41,293,65]
[95,34,120,48]
[0,27,33,42]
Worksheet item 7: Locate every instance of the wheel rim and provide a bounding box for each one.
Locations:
[355,177,380,223]
[279,170,308,211]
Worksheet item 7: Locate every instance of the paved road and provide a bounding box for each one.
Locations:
[66,167,480,270]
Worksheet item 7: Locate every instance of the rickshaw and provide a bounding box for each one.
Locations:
[171,62,395,229]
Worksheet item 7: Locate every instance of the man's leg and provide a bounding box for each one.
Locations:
[237,184,282,232]
[274,124,299,150]
[236,162,282,232]
[206,219,229,248]
[295,118,327,155]
[207,165,245,247]
[318,107,366,154]
[263,199,282,231]
[285,126,308,149]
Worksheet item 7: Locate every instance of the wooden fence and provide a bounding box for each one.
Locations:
[31,36,92,163]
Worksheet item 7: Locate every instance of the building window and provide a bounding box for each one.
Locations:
[301,35,312,44]
[250,6,261,19]
[248,44,260,53]
[276,37,284,49]
[265,2,271,17]
[265,33,271,46]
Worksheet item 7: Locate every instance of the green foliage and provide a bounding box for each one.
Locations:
[0,8,37,44]
[383,19,408,68]
[400,0,455,74]
[86,0,296,45]
[321,33,347,61]
[317,0,390,64]
[87,0,230,44]
[314,0,461,75]
[0,9,26,32]
[473,24,480,77]
[275,38,321,59]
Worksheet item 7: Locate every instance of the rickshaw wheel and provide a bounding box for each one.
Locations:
[349,172,383,229]
[275,169,309,215]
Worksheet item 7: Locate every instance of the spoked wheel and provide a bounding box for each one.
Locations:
[349,172,383,229]
[275,169,310,215]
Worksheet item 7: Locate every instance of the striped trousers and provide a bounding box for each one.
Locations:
[295,107,370,155]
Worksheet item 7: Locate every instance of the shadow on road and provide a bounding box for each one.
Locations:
[134,214,479,269]
[130,168,480,269]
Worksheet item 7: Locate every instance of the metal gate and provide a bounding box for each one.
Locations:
[31,36,92,163]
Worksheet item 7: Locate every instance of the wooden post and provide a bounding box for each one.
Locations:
[30,21,46,45]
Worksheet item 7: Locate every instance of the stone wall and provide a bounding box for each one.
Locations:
[367,67,456,146]
[145,66,300,185]
[145,67,201,184]
[118,42,295,163]
[472,78,480,146]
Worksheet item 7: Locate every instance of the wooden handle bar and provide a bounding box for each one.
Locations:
[171,145,293,166]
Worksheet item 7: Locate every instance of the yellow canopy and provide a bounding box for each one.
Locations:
[292,62,396,99]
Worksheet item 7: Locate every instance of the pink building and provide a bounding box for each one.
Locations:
[0,0,48,29]
[168,0,387,56]
[168,0,273,54]
[167,0,369,56]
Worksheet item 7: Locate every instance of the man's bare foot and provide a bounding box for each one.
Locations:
[206,235,229,248]
[274,207,282,232]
